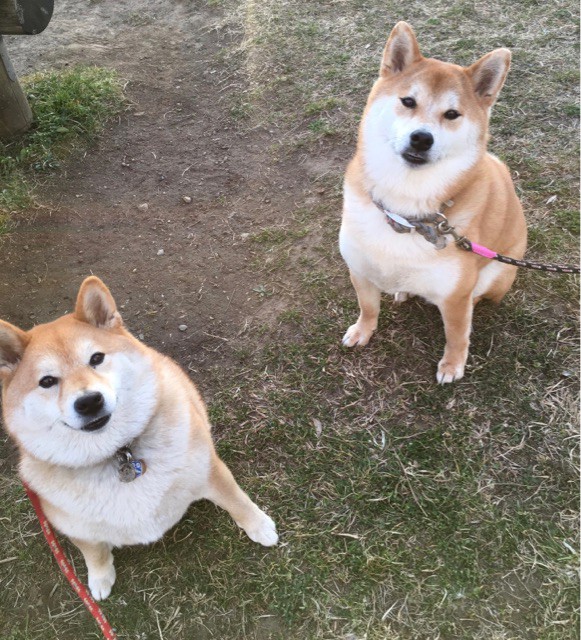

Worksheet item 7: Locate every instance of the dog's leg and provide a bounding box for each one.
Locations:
[70,537,115,601]
[342,270,381,347]
[204,456,278,547]
[483,266,518,304]
[436,293,473,384]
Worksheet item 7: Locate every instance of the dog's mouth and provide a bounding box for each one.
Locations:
[402,151,429,166]
[81,414,111,432]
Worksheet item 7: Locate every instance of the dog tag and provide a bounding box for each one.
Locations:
[116,446,147,483]
[118,459,147,483]
[119,461,137,483]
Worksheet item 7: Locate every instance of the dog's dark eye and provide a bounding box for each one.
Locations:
[89,352,105,367]
[39,376,58,389]
[400,97,417,109]
[444,109,461,120]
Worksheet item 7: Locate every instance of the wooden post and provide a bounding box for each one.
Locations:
[0,35,32,138]
[0,1,54,138]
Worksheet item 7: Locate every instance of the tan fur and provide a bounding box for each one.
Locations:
[340,22,527,383]
[0,277,277,600]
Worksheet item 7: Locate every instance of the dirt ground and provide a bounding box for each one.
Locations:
[1,0,334,391]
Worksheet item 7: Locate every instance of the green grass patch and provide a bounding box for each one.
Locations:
[0,66,125,227]
[307,118,337,136]
[304,97,343,116]
[554,208,580,235]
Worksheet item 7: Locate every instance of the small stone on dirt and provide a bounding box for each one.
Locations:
[157,249,164,256]
[138,203,149,211]
[178,324,188,331]
[182,196,192,204]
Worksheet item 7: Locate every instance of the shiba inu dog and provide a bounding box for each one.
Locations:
[0,276,278,600]
[340,22,527,383]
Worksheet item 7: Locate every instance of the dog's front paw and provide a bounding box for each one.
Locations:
[88,565,116,601]
[243,510,278,547]
[342,323,374,347]
[436,359,465,384]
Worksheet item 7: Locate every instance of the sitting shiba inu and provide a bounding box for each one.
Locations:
[340,22,527,382]
[0,276,278,600]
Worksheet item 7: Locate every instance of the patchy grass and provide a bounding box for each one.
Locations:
[0,1,578,639]
[0,66,125,231]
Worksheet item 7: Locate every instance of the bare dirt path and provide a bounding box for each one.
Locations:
[1,0,332,390]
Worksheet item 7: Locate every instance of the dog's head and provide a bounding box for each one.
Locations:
[361,22,511,193]
[0,277,158,468]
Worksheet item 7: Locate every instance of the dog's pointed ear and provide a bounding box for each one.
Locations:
[380,22,422,77]
[74,276,123,330]
[467,48,511,107]
[0,320,29,378]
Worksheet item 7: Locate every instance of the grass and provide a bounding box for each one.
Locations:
[196,294,578,639]
[0,66,125,232]
[0,1,579,639]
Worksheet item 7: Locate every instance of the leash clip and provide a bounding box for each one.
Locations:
[434,212,470,250]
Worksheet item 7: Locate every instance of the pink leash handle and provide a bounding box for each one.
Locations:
[469,242,498,259]
[23,483,118,640]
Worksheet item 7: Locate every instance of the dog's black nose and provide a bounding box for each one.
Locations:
[409,130,434,152]
[75,392,104,416]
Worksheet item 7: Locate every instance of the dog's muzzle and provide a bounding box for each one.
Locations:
[403,129,434,166]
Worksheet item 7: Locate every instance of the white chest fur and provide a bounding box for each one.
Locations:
[21,426,212,547]
[339,183,461,304]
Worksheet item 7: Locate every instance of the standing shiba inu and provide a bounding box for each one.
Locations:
[340,22,527,383]
[0,276,278,600]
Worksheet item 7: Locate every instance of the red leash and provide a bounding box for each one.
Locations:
[23,483,118,640]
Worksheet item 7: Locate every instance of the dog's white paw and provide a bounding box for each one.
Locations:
[342,323,374,347]
[436,359,465,384]
[243,510,279,547]
[88,565,116,601]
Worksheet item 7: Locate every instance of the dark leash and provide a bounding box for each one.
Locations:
[374,199,580,274]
